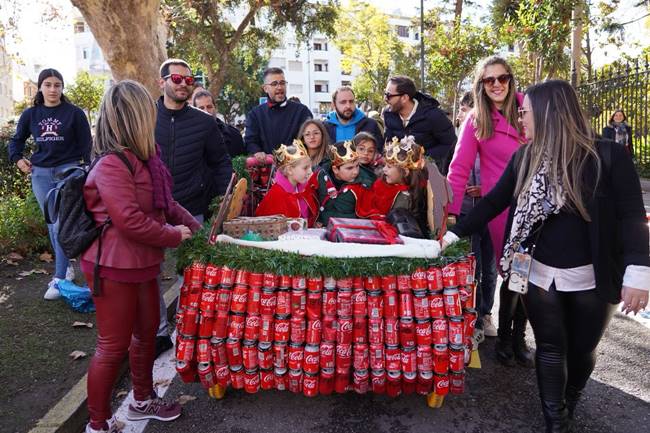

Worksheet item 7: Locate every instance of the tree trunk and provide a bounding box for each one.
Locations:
[570,0,584,86]
[70,0,168,98]
[454,0,463,25]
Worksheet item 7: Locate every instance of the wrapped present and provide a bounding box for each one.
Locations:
[278,228,327,241]
[327,217,403,245]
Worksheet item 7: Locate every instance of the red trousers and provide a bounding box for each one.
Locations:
[85,275,160,424]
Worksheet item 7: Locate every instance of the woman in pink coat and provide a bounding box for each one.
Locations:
[447,56,533,368]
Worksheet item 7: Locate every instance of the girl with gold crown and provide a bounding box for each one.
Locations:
[255,139,319,227]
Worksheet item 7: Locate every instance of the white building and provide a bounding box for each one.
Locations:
[0,36,14,122]
[72,14,112,79]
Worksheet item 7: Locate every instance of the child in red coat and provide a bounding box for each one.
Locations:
[255,139,319,227]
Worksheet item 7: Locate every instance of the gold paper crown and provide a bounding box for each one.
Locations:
[384,136,424,170]
[273,139,310,168]
[329,140,358,167]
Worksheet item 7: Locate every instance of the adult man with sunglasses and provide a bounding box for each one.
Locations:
[382,75,456,173]
[155,58,232,356]
[244,67,312,161]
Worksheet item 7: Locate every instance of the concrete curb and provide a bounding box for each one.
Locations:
[29,278,183,433]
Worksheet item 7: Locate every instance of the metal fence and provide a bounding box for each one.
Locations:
[575,56,650,172]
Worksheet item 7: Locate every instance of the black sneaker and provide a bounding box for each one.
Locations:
[155,336,174,359]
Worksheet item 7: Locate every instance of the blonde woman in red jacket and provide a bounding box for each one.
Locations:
[82,80,200,433]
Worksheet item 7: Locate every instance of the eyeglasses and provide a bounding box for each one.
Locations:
[265,80,288,87]
[481,73,512,87]
[164,74,195,86]
[517,107,531,118]
[384,92,404,100]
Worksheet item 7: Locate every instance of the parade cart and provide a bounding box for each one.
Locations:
[173,160,480,408]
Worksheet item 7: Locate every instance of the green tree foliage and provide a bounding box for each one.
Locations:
[65,71,106,125]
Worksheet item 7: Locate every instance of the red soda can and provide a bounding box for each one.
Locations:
[371,369,386,394]
[369,343,384,370]
[273,342,287,369]
[182,266,192,288]
[399,318,416,348]
[433,344,449,374]
[303,372,319,397]
[210,338,227,366]
[337,317,353,345]
[449,344,464,372]
[199,289,217,315]
[263,272,278,288]
[448,316,464,346]
[402,372,417,395]
[176,360,196,383]
[260,368,274,390]
[415,319,433,346]
[323,276,336,289]
[413,292,430,320]
[190,261,206,288]
[320,342,335,369]
[386,370,402,397]
[365,276,381,290]
[287,342,304,371]
[259,288,277,316]
[443,288,462,317]
[416,370,433,395]
[351,289,367,316]
[427,266,443,291]
[226,337,242,366]
[384,318,398,346]
[249,272,263,288]
[198,363,216,389]
[434,372,449,395]
[368,318,384,345]
[175,308,185,333]
[336,343,352,370]
[322,290,337,316]
[257,341,273,369]
[306,319,322,345]
[455,259,471,286]
[367,291,383,319]
[337,289,353,317]
[244,314,260,341]
[176,336,195,363]
[303,344,320,374]
[352,316,367,344]
[212,311,229,339]
[220,266,234,288]
[274,367,288,391]
[411,267,427,290]
[291,289,307,317]
[450,371,465,394]
[233,269,248,286]
[198,314,214,338]
[321,315,337,342]
[215,288,232,315]
[353,369,369,394]
[181,307,199,337]
[276,289,291,316]
[416,345,433,372]
[307,277,323,292]
[399,292,414,318]
[258,315,275,343]
[381,275,397,291]
[396,274,410,292]
[336,277,353,290]
[215,364,230,388]
[352,276,364,290]
[442,263,458,288]
[463,309,478,343]
[227,312,246,339]
[384,345,401,371]
[319,368,335,395]
[428,290,445,318]
[288,368,303,393]
[292,275,306,290]
[279,275,292,288]
[401,346,417,374]
[242,340,258,370]
[353,343,369,370]
[334,368,350,393]
[306,291,322,320]
[247,287,261,315]
[196,338,210,364]
[186,290,201,310]
[431,317,448,345]
[290,316,306,344]
[274,315,290,343]
[244,368,260,393]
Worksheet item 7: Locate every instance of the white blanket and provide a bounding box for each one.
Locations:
[216,234,441,259]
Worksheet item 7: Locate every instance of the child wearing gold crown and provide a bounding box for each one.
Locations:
[309,140,379,225]
[255,139,319,227]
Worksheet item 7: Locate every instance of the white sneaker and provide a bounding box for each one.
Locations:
[483,314,498,337]
[85,416,122,433]
[65,264,75,281]
[44,278,61,300]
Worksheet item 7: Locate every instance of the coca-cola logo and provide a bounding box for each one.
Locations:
[201,291,216,301]
[260,297,277,306]
[289,351,303,361]
[305,354,319,364]
[442,266,456,276]
[336,345,352,356]
[206,266,219,276]
[411,270,426,280]
[339,320,353,332]
[262,373,274,384]
[385,352,400,361]
[232,293,247,303]
[275,322,289,332]
[436,379,449,388]
[309,320,322,330]
[216,366,229,378]
[430,297,444,307]
[371,376,385,384]
[416,326,432,336]
[303,378,316,389]
[320,345,333,356]
[246,316,260,326]
[432,320,447,331]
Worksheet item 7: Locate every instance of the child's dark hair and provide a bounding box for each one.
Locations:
[406,164,429,219]
[352,131,377,148]
[34,68,69,106]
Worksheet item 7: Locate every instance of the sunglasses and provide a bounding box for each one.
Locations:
[517,107,531,118]
[384,92,404,100]
[481,73,512,87]
[164,74,195,86]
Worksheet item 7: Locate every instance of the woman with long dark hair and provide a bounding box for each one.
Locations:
[8,68,92,300]
[602,109,633,155]
[443,80,649,432]
[297,118,331,168]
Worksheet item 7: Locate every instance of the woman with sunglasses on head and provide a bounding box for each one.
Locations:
[297,119,331,169]
[447,56,533,368]
[442,79,649,433]
[8,68,92,300]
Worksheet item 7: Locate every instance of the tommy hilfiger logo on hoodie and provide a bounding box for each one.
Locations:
[37,118,65,141]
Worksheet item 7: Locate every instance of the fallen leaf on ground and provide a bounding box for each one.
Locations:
[15,277,23,281]
[7,252,23,261]
[69,350,87,360]
[18,269,47,277]
[154,378,172,387]
[177,394,197,405]
[5,260,18,266]
[116,390,128,398]
[39,252,53,263]
[72,321,94,328]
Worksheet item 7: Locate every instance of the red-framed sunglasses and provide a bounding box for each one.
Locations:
[164,73,195,86]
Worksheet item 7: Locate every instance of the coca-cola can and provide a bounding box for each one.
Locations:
[263,272,278,289]
[273,342,287,369]
[433,344,449,374]
[306,319,322,345]
[322,289,337,316]
[381,275,397,291]
[449,344,464,372]
[186,290,201,311]
[402,371,417,395]
[199,289,217,315]
[411,267,427,290]
[443,288,462,317]
[204,264,221,288]
[274,367,287,391]
[413,292,430,320]
[352,276,364,290]
[396,274,410,292]
[227,312,246,340]
[368,318,384,345]
[259,288,277,316]
[306,291,322,320]
[442,263,458,288]
[244,314,260,341]
[416,370,433,395]
[176,336,195,363]
[198,363,216,389]
[290,316,306,344]
[303,372,319,397]
[336,343,352,370]
[337,289,353,317]
[248,272,263,288]
[303,344,320,374]
[369,343,384,370]
[242,340,258,370]
[455,259,471,286]
[434,372,449,395]
[334,368,350,393]
[176,360,196,383]
[279,275,292,289]
[427,266,443,291]
[243,368,260,393]
[215,288,232,315]
[351,289,367,316]
[211,311,229,339]
[415,319,433,346]
[399,292,414,318]
[320,342,335,369]
[463,309,478,344]
[337,317,353,345]
[384,318,398,346]
[292,275,306,290]
[319,368,335,395]
[288,368,303,393]
[260,368,275,390]
[450,371,465,394]
[352,316,367,344]
[226,337,242,366]
[384,345,401,371]
[274,315,290,343]
[353,343,369,370]
[399,318,416,348]
[189,261,206,288]
[287,342,304,371]
[401,346,417,374]
[367,291,383,319]
[416,345,433,372]
[428,290,445,318]
[233,269,248,286]
[322,315,337,342]
[336,277,353,290]
[198,314,214,338]
[448,316,464,346]
[175,308,185,334]
[431,317,448,345]
[258,341,273,369]
[276,288,291,316]
[247,287,261,315]
[181,307,199,337]
[220,266,234,288]
[210,338,227,367]
[258,315,275,343]
[386,370,402,397]
[291,289,306,317]
[371,369,386,394]
[353,369,369,394]
[307,277,323,292]
[215,364,230,388]
[365,276,381,290]
[197,338,210,364]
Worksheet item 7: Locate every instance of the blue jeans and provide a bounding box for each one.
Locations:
[31,163,77,279]
[470,224,498,326]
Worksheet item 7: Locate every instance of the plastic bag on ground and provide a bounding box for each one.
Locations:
[57,280,96,313]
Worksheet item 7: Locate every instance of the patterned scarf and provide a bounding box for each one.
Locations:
[500,159,565,276]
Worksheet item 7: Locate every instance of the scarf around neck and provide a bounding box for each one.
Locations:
[144,144,174,211]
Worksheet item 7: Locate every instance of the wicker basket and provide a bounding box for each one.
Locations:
[222,215,288,240]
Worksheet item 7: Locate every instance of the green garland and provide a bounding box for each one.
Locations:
[176,227,470,278]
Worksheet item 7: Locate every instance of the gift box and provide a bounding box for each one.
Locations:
[278,228,327,241]
[327,217,403,244]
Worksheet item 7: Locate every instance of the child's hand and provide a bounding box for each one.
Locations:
[465,185,481,198]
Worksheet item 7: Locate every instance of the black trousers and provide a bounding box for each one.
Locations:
[497,278,528,342]
[522,283,615,407]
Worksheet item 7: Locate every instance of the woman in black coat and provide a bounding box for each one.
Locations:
[442,80,649,433]
[602,109,633,155]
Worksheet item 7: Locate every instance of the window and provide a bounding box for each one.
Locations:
[74,21,85,33]
[268,57,286,69]
[396,25,409,38]
[82,48,89,60]
[313,41,328,51]
[341,80,351,87]
[288,61,303,72]
[314,81,329,93]
[289,84,303,94]
[314,62,328,72]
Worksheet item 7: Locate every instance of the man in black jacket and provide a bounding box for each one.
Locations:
[192,89,245,158]
[382,75,456,172]
[324,86,383,149]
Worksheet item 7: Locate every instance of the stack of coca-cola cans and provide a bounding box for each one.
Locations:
[175,256,477,398]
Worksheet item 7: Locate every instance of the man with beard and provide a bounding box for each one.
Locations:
[382,75,456,172]
[192,89,245,157]
[244,67,312,161]
[154,58,232,356]
[324,86,383,150]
